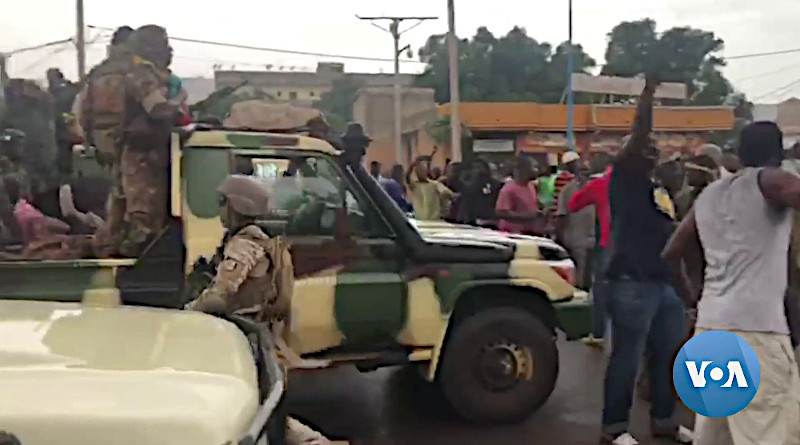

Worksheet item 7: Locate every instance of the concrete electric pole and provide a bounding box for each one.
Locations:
[76,0,87,82]
[357,15,436,166]
[0,54,8,89]
[447,0,461,162]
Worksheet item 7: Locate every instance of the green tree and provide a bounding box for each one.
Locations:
[602,19,750,145]
[602,19,729,105]
[315,77,364,133]
[415,26,595,104]
[544,42,597,103]
[601,19,659,79]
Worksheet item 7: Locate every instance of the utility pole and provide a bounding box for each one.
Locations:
[566,0,575,152]
[447,0,462,162]
[357,15,436,166]
[0,54,8,89]
[76,0,87,82]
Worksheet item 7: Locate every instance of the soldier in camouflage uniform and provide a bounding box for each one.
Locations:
[0,129,31,243]
[85,25,178,257]
[186,175,333,445]
[1,79,57,179]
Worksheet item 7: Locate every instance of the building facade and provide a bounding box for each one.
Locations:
[753,98,800,148]
[438,102,736,167]
[353,87,439,170]
[214,62,415,108]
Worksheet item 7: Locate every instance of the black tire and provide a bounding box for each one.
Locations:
[439,307,559,424]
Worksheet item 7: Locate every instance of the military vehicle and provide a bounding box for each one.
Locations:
[0,297,286,445]
[0,125,591,427]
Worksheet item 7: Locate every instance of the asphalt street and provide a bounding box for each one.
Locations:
[287,337,698,445]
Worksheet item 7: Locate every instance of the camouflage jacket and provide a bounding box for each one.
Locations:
[80,53,173,158]
[186,225,294,323]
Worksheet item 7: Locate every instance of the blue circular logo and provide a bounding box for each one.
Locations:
[673,330,761,418]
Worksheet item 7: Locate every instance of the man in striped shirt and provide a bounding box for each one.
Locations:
[553,151,580,210]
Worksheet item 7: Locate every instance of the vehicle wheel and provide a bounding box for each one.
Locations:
[439,307,558,424]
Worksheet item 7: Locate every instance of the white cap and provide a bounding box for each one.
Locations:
[562,151,580,164]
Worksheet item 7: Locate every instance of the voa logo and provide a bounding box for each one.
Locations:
[673,331,761,418]
[685,360,749,389]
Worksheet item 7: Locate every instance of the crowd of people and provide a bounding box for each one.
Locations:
[366,76,800,445]
[3,22,800,444]
[0,24,191,259]
[367,138,724,293]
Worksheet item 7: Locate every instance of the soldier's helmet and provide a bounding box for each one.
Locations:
[217,175,272,217]
[127,25,170,66]
[127,25,168,51]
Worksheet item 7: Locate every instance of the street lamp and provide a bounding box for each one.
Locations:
[357,15,437,166]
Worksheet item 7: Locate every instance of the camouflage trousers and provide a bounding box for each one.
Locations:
[97,147,167,257]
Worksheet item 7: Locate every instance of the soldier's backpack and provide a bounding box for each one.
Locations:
[79,59,131,162]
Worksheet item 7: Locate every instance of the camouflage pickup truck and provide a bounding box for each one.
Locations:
[0,128,591,425]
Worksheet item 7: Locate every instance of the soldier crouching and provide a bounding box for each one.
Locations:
[185,174,333,445]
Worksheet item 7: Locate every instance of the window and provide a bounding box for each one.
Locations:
[289,91,298,100]
[232,154,384,238]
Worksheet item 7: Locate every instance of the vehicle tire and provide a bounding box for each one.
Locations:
[439,307,558,424]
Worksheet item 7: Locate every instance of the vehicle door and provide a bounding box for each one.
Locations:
[232,151,406,355]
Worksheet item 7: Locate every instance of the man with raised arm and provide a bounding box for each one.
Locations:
[600,75,691,445]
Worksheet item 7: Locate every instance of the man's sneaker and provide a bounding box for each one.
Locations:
[652,424,693,444]
[582,334,604,348]
[600,432,639,445]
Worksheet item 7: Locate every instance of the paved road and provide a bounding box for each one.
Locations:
[287,337,695,445]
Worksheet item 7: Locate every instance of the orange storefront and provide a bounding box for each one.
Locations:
[437,102,735,166]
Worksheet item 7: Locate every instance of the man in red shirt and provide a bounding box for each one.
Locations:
[569,164,612,346]
[496,156,541,234]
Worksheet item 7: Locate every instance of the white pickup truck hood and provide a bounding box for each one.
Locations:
[411,219,562,259]
[0,300,259,445]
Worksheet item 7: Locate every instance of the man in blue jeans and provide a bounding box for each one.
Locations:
[600,74,692,445]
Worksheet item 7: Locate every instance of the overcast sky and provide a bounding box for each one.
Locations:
[3,0,800,103]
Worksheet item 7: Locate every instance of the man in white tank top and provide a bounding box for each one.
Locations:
[663,121,800,445]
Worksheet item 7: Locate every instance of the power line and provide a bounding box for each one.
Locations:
[19,45,71,73]
[6,38,74,56]
[356,15,437,165]
[734,62,800,83]
[727,47,800,61]
[752,77,800,101]
[88,25,426,64]
[173,54,315,71]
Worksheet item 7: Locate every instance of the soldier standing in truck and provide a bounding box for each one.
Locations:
[80,25,179,257]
